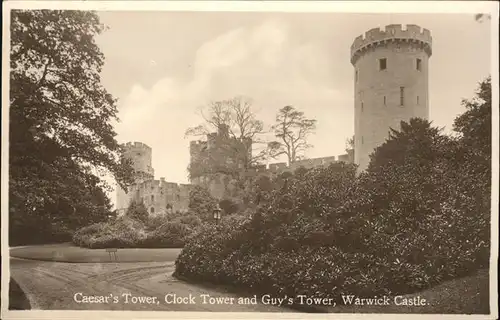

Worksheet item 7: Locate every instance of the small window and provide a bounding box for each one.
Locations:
[361,102,364,112]
[417,96,420,105]
[416,59,422,71]
[150,207,155,214]
[137,152,141,156]
[379,58,387,70]
[355,70,359,82]
[151,195,154,201]
[400,87,405,106]
[383,96,386,106]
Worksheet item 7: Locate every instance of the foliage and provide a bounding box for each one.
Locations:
[367,118,451,173]
[175,98,491,301]
[268,105,317,164]
[219,199,240,215]
[9,10,133,245]
[188,185,218,220]
[73,212,201,249]
[126,199,149,223]
[453,76,491,173]
[72,216,146,249]
[141,222,193,248]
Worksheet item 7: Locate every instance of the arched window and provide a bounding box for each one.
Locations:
[151,195,154,201]
[150,207,155,214]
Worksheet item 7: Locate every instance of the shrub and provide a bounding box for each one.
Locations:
[138,221,191,248]
[72,216,148,248]
[175,121,490,302]
[126,200,149,223]
[72,214,200,249]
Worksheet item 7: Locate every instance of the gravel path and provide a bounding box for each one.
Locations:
[10,258,291,312]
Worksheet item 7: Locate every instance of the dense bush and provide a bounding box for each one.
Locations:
[72,216,147,248]
[140,222,193,248]
[126,200,149,223]
[175,83,492,302]
[72,211,206,249]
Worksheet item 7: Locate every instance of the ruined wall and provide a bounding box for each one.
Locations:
[117,142,191,217]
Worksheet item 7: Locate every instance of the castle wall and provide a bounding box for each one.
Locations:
[117,142,191,217]
[118,179,191,216]
[351,24,432,171]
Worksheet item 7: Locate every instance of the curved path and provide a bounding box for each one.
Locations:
[10,256,290,312]
[9,245,490,314]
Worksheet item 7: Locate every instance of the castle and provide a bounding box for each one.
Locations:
[116,24,432,214]
[188,125,354,199]
[351,24,432,171]
[115,142,192,216]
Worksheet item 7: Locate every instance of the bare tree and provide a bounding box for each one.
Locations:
[185,96,268,180]
[268,105,317,165]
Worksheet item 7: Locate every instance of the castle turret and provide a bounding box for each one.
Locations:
[116,142,155,216]
[122,141,155,183]
[351,24,432,172]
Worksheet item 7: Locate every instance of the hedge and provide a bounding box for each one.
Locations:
[72,213,202,249]
[174,159,490,302]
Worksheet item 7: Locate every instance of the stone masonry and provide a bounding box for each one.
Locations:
[351,24,432,171]
[116,142,191,216]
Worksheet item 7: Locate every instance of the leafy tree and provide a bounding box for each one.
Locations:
[453,76,491,171]
[449,76,492,251]
[268,105,317,165]
[126,200,149,223]
[367,118,451,173]
[9,10,133,244]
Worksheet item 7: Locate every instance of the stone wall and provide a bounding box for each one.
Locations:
[116,142,192,217]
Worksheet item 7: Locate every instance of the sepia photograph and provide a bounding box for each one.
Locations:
[1,1,498,319]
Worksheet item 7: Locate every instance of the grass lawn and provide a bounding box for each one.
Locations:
[9,278,31,310]
[331,268,490,314]
[10,243,182,263]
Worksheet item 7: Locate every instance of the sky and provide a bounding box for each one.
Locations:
[94,11,492,197]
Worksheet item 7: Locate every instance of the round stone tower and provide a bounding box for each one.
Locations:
[122,141,154,183]
[351,24,432,171]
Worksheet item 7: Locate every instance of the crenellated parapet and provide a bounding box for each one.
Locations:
[123,141,152,151]
[351,24,432,65]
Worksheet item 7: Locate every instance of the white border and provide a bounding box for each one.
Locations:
[2,1,499,320]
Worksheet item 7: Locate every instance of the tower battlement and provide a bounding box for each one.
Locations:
[351,24,432,64]
[123,141,152,150]
[351,24,432,172]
